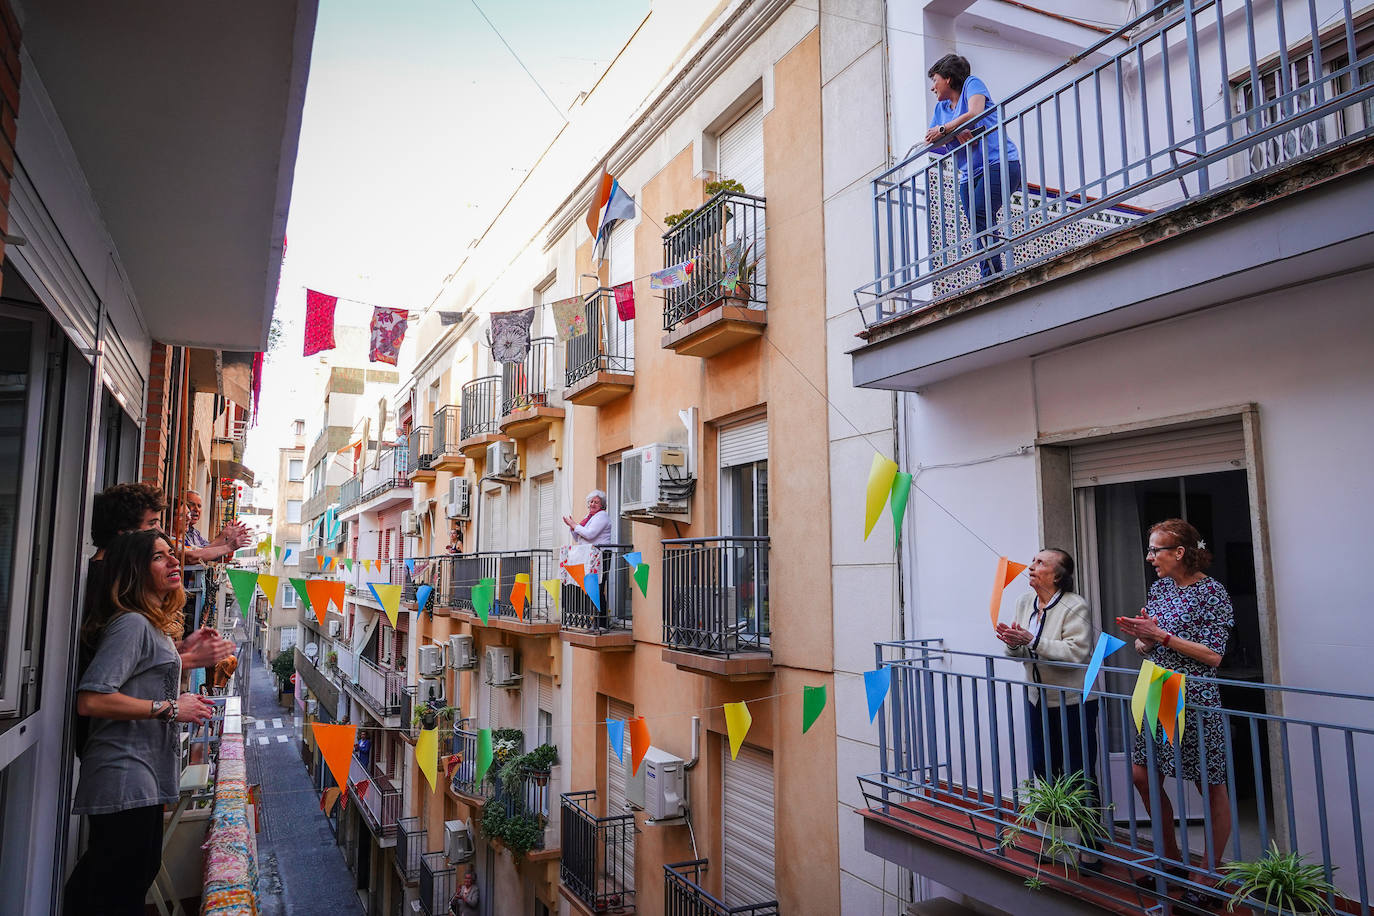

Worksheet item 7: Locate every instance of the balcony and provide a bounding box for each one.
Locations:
[663,860,777,916]
[661,537,771,680]
[660,190,767,358]
[395,816,425,885]
[338,474,361,511]
[560,544,635,651]
[408,425,436,483]
[348,755,402,844]
[491,767,558,856]
[435,550,560,634]
[431,405,466,472]
[560,791,635,914]
[342,446,411,516]
[419,852,456,916]
[564,289,634,406]
[352,656,406,718]
[852,1,1374,390]
[858,640,1374,916]
[449,728,499,804]
[500,336,564,439]
[457,375,507,459]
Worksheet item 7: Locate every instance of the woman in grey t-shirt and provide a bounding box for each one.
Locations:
[65,530,215,916]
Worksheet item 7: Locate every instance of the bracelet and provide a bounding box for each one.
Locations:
[150,699,157,719]
[1161,633,1173,648]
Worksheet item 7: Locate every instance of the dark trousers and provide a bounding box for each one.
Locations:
[959,159,1023,277]
[64,804,165,916]
[1027,697,1102,849]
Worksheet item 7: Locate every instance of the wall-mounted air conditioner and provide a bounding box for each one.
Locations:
[486,440,518,478]
[484,646,519,687]
[625,746,685,820]
[327,619,341,638]
[417,674,446,706]
[401,510,422,538]
[621,443,692,516]
[446,477,471,519]
[418,644,445,677]
[449,634,476,670]
[444,819,474,863]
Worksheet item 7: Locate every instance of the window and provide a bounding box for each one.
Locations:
[283,588,297,608]
[718,418,769,646]
[288,459,303,481]
[293,419,305,436]
[286,500,302,524]
[286,543,300,566]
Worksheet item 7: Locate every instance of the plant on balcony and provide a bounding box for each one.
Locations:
[491,728,524,769]
[1221,844,1340,915]
[326,650,339,669]
[411,702,460,732]
[500,743,559,794]
[479,800,544,861]
[663,178,747,227]
[999,772,1108,889]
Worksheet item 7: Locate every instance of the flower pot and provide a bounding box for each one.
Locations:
[531,770,550,788]
[1037,821,1082,866]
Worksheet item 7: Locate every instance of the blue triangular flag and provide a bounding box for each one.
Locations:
[607,718,626,762]
[624,551,643,569]
[284,548,293,563]
[865,667,892,723]
[1081,632,1129,701]
[416,585,433,611]
[583,572,601,611]
[405,558,416,577]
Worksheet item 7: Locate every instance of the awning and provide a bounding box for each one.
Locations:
[212,460,256,486]
[187,348,256,411]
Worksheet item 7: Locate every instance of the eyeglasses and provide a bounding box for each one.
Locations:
[1146,545,1181,557]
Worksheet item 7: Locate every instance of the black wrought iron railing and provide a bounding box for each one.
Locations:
[501,336,557,415]
[432,551,557,622]
[664,860,777,916]
[662,537,769,656]
[339,475,361,511]
[449,728,493,799]
[562,791,635,913]
[434,553,501,612]
[419,852,456,916]
[662,190,767,331]
[459,375,501,440]
[561,544,634,633]
[566,289,634,386]
[395,816,425,884]
[407,426,434,475]
[361,446,409,503]
[497,768,551,851]
[432,405,461,460]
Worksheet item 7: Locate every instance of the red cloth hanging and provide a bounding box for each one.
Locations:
[303,290,338,356]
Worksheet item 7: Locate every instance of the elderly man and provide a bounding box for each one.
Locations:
[178,489,250,563]
[562,489,613,546]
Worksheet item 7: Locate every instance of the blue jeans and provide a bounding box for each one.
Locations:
[959,159,1022,278]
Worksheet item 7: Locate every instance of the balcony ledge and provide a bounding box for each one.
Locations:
[410,466,437,484]
[563,371,634,407]
[558,882,623,916]
[499,404,565,440]
[661,647,773,681]
[445,780,489,809]
[458,431,508,460]
[560,628,634,652]
[452,608,560,637]
[661,305,765,358]
[432,453,466,473]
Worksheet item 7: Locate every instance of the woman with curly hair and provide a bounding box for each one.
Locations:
[65,529,216,916]
[1118,518,1235,902]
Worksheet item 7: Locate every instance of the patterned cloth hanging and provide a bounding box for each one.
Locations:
[489,307,535,364]
[369,307,409,365]
[303,289,338,356]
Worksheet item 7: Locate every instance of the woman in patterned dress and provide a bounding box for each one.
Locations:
[1117,518,1235,895]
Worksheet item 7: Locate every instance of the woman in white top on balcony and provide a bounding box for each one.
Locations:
[563,489,613,546]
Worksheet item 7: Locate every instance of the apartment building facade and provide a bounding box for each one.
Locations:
[267,422,308,658]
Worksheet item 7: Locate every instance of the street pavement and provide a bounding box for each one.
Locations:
[244,649,364,916]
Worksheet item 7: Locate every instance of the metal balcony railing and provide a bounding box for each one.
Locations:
[432,405,461,460]
[501,336,557,415]
[662,190,767,331]
[432,551,557,622]
[857,0,1374,324]
[459,375,501,440]
[338,475,361,511]
[361,446,409,503]
[355,656,405,715]
[450,728,495,800]
[561,791,635,913]
[664,860,777,916]
[407,426,434,475]
[662,537,769,656]
[394,816,425,884]
[561,544,634,633]
[566,289,634,386]
[859,640,1374,912]
[434,553,501,612]
[348,756,401,839]
[496,768,552,851]
[419,852,456,916]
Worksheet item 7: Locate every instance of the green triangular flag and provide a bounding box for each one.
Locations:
[472,728,493,788]
[1145,666,1169,732]
[345,558,354,572]
[225,568,259,621]
[290,578,312,612]
[274,545,283,561]
[802,684,827,734]
[889,472,913,543]
[632,562,650,598]
[473,582,494,625]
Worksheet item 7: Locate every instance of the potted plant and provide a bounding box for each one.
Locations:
[325,649,338,670]
[999,772,1108,889]
[525,743,559,787]
[270,650,296,704]
[1221,844,1340,915]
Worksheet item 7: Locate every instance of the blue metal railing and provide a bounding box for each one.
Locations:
[664,860,778,916]
[858,640,1374,913]
[857,0,1374,324]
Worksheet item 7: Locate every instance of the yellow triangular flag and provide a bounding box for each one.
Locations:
[416,727,438,792]
[257,574,279,610]
[1131,660,1157,733]
[363,558,373,573]
[541,578,561,614]
[723,701,752,759]
[864,454,899,540]
[369,583,403,628]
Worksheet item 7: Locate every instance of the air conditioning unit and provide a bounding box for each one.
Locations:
[401,510,422,538]
[486,440,518,478]
[418,644,445,676]
[621,443,691,515]
[625,746,685,820]
[446,477,471,519]
[444,819,474,863]
[327,619,341,638]
[484,646,520,687]
[417,674,446,706]
[448,634,476,670]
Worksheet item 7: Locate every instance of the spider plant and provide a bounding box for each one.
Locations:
[999,772,1108,889]
[1221,844,1340,915]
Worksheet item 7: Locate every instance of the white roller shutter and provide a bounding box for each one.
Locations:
[606,697,636,891]
[719,418,768,468]
[481,487,505,551]
[537,674,553,716]
[486,678,501,730]
[534,475,555,550]
[606,224,635,362]
[722,744,776,907]
[718,103,765,197]
[1070,420,1246,488]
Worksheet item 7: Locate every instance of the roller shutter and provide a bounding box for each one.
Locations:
[534,475,555,550]
[718,103,765,197]
[606,697,635,891]
[718,418,767,468]
[722,744,776,907]
[607,224,635,361]
[481,487,505,551]
[1070,419,1246,488]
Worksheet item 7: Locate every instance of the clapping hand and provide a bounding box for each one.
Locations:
[1116,609,1166,644]
[182,627,235,668]
[175,692,216,725]
[995,621,1034,648]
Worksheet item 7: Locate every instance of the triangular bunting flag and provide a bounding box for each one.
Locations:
[632,563,650,598]
[889,472,913,543]
[723,701,752,760]
[257,574,279,610]
[802,685,827,734]
[473,729,493,788]
[629,716,651,777]
[472,581,494,625]
[988,556,1028,628]
[345,558,354,572]
[368,583,403,627]
[624,551,643,568]
[306,579,345,625]
[274,545,283,561]
[311,723,358,794]
[320,786,341,816]
[405,558,416,577]
[284,548,292,564]
[1144,663,1170,733]
[864,454,899,540]
[541,579,561,614]
[225,569,259,622]
[1158,672,1184,744]
[865,667,892,723]
[565,563,586,590]
[417,727,439,792]
[1131,660,1157,733]
[607,718,626,762]
[290,578,312,614]
[1081,632,1128,701]
[583,571,601,611]
[511,573,529,621]
[416,584,434,612]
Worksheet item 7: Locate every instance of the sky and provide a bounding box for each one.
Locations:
[244,0,648,498]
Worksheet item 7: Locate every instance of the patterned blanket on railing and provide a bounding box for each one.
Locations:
[201,733,258,915]
[559,543,603,583]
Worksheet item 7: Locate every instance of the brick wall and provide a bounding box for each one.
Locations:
[0,0,20,292]
[141,343,174,488]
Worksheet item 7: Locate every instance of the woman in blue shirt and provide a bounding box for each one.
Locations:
[924,54,1022,278]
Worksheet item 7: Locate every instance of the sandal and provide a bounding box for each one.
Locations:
[1135,864,1189,890]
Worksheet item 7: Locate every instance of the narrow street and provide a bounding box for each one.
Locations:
[244,649,364,916]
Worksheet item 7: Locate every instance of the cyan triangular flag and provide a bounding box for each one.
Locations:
[624,551,643,569]
[583,571,601,611]
[607,718,626,762]
[416,584,433,611]
[405,558,416,577]
[865,667,892,723]
[1081,632,1129,702]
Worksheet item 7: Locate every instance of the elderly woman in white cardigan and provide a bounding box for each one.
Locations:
[562,489,613,546]
[996,548,1103,868]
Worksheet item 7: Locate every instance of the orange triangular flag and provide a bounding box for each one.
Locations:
[1158,672,1184,744]
[311,723,357,794]
[565,563,586,590]
[510,574,529,622]
[320,786,341,815]
[988,556,1028,628]
[629,716,651,776]
[306,579,346,625]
